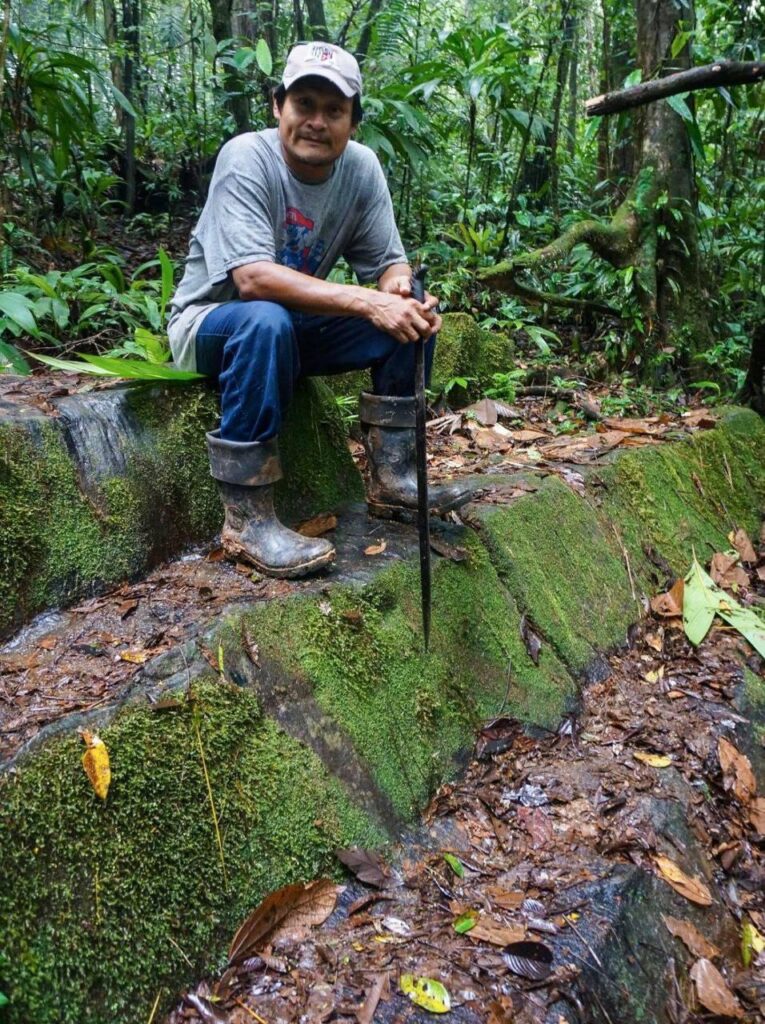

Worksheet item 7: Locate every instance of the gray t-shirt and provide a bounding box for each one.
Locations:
[167,128,406,370]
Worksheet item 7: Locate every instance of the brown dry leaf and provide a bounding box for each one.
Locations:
[464,397,498,426]
[336,847,388,888]
[682,408,717,428]
[228,878,341,963]
[651,578,684,617]
[750,797,765,833]
[484,886,526,911]
[297,513,338,537]
[469,917,526,947]
[364,540,387,556]
[655,856,713,906]
[509,429,548,443]
[662,914,720,959]
[37,636,58,650]
[710,553,749,590]
[729,528,757,565]
[356,972,390,1024]
[689,958,744,1018]
[601,416,661,435]
[718,736,757,805]
[80,729,111,800]
[117,598,139,618]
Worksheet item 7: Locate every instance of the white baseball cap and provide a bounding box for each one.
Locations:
[282,42,362,98]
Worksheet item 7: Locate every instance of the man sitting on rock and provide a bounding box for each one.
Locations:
[169,41,471,578]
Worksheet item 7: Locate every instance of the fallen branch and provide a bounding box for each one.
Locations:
[586,60,764,117]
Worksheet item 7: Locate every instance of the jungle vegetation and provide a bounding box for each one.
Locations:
[0,0,762,403]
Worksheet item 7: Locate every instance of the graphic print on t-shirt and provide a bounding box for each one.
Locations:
[281,206,326,274]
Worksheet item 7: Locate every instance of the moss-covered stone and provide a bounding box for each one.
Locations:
[593,408,765,588]
[321,312,514,407]
[0,379,361,638]
[230,533,575,817]
[477,477,638,675]
[0,678,384,1024]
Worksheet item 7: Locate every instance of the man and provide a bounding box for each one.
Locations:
[169,41,471,578]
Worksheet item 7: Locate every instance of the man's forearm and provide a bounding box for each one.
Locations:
[233,261,380,318]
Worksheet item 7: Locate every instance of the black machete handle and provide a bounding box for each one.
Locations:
[411,264,428,303]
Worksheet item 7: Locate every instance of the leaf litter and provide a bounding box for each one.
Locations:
[169,519,765,1023]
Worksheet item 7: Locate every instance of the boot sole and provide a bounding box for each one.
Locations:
[222,540,336,579]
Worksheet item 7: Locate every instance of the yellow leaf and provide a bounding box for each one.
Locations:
[400,975,451,1014]
[644,666,665,683]
[742,920,765,968]
[80,729,111,800]
[364,540,387,556]
[655,856,713,906]
[634,751,672,768]
[119,649,148,664]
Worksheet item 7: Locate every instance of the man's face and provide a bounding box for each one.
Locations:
[273,79,355,182]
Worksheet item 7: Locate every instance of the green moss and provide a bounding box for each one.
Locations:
[0,679,383,1024]
[594,410,765,587]
[0,380,362,636]
[276,378,363,521]
[237,534,574,818]
[478,477,637,674]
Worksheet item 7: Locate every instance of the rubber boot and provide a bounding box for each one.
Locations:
[359,393,473,520]
[207,430,335,578]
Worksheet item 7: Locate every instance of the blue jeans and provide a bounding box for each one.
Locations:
[195,300,436,443]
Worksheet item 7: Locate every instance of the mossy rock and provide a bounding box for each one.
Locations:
[477,477,638,676]
[0,679,384,1024]
[592,407,765,588]
[0,378,361,639]
[322,312,514,407]
[0,533,575,1024]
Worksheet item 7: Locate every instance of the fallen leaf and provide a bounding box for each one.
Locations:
[80,729,111,800]
[335,847,388,888]
[228,879,340,963]
[364,540,387,556]
[356,972,389,1024]
[117,598,139,618]
[119,649,148,664]
[644,666,665,683]
[470,918,526,947]
[37,636,58,650]
[750,796,765,833]
[655,856,713,906]
[662,914,720,959]
[742,919,765,968]
[453,909,479,934]
[520,615,542,665]
[297,513,337,537]
[400,975,451,1014]
[729,528,757,565]
[443,852,464,878]
[381,915,410,936]
[464,397,498,426]
[633,751,672,768]
[503,940,554,980]
[651,579,684,618]
[718,736,757,805]
[429,535,468,562]
[484,886,526,911]
[509,428,548,443]
[689,958,744,1018]
[710,552,749,590]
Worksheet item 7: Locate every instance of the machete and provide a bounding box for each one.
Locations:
[410,264,431,650]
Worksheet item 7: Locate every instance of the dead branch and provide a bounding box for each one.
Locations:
[586,60,764,117]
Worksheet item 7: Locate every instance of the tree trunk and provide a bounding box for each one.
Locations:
[566,15,578,157]
[121,0,139,214]
[208,0,251,134]
[304,0,329,40]
[356,0,384,64]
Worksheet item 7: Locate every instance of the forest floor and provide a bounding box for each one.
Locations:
[167,532,765,1024]
[0,383,726,760]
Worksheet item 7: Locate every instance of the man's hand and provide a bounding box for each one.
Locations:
[377,265,442,340]
[364,290,439,344]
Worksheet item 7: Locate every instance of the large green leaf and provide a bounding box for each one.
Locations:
[683,557,718,645]
[28,352,202,380]
[683,556,765,657]
[0,292,38,334]
[256,38,273,76]
[0,340,32,375]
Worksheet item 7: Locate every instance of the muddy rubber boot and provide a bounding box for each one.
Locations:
[359,393,474,521]
[207,430,335,578]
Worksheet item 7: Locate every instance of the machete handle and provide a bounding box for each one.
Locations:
[410,264,428,304]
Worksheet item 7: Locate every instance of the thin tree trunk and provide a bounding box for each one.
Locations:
[293,0,305,41]
[566,16,578,157]
[207,0,250,134]
[596,0,610,185]
[121,0,139,213]
[356,0,383,64]
[304,0,329,40]
[549,12,575,216]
